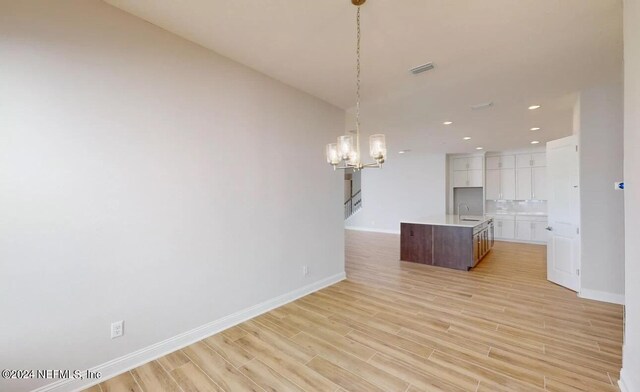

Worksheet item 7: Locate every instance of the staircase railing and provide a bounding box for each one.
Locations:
[344,190,362,219]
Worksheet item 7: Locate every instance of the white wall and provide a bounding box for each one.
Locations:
[621,0,640,390]
[0,1,345,391]
[577,81,625,303]
[346,153,446,233]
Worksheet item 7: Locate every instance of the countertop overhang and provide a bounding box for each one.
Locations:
[401,215,493,228]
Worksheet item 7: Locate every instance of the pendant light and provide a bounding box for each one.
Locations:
[325,0,386,171]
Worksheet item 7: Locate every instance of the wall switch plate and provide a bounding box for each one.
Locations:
[302,266,309,277]
[111,320,124,339]
[614,182,624,190]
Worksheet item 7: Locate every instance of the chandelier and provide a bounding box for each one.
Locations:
[325,0,386,171]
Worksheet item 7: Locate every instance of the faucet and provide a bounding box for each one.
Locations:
[458,203,470,220]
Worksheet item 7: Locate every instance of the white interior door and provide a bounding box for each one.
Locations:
[546,136,580,291]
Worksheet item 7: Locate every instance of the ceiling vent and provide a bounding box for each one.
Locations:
[409,62,435,75]
[470,101,494,110]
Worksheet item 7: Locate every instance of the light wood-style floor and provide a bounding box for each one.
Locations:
[85,230,623,392]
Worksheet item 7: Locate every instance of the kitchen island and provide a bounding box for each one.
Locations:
[400,215,494,270]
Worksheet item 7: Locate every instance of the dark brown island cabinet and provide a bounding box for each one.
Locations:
[400,216,494,270]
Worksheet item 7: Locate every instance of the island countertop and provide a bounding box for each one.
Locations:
[401,215,493,228]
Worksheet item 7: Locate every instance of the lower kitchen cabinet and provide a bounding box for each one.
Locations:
[493,217,515,239]
[515,216,548,243]
[490,215,547,243]
[515,220,533,241]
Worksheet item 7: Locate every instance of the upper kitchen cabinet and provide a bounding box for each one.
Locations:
[485,155,516,200]
[452,155,483,187]
[486,155,515,170]
[516,152,547,200]
[516,152,546,168]
[453,156,483,171]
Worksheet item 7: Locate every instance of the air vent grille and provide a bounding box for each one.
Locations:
[470,102,494,110]
[409,62,435,75]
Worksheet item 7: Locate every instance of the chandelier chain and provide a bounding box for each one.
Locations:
[355,6,361,160]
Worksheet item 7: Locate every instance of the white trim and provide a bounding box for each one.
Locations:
[619,369,632,392]
[494,238,546,245]
[578,288,625,305]
[33,272,346,392]
[345,226,400,234]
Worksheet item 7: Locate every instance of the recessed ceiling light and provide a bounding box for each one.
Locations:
[398,149,411,154]
[528,105,541,110]
[463,137,471,140]
[476,147,484,150]
[443,121,453,125]
[530,127,541,131]
[531,141,540,144]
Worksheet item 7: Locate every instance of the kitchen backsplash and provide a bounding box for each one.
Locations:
[486,200,548,215]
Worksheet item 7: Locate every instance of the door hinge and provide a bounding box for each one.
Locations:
[575,145,579,152]
[576,227,580,235]
[576,268,580,276]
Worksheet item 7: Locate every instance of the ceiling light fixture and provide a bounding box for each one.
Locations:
[443,121,453,125]
[531,141,540,144]
[528,105,541,110]
[530,127,541,131]
[463,137,471,140]
[325,0,385,171]
[398,149,411,154]
[476,147,484,150]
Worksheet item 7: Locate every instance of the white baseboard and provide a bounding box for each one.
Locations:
[494,238,546,245]
[345,226,400,234]
[33,272,346,392]
[579,288,625,305]
[619,369,633,392]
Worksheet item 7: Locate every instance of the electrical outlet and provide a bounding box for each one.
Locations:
[111,320,124,339]
[302,265,309,277]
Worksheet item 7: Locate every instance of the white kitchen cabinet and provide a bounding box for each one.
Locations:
[515,216,548,243]
[516,167,532,200]
[493,217,516,239]
[454,169,483,187]
[501,168,516,199]
[516,220,533,241]
[531,152,546,167]
[453,170,468,187]
[485,170,501,199]
[517,152,546,168]
[452,155,484,188]
[532,167,547,200]
[468,156,483,170]
[486,157,500,171]
[485,168,515,200]
[454,156,483,171]
[468,169,483,187]
[486,155,515,170]
[532,221,549,242]
[453,157,469,171]
[515,152,547,200]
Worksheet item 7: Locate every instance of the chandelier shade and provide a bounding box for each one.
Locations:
[326,143,341,165]
[369,134,386,161]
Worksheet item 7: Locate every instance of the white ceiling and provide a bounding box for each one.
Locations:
[104,0,623,154]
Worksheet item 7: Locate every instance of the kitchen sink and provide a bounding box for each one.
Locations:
[461,218,480,222]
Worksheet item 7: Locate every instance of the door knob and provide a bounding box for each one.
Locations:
[545,226,553,231]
